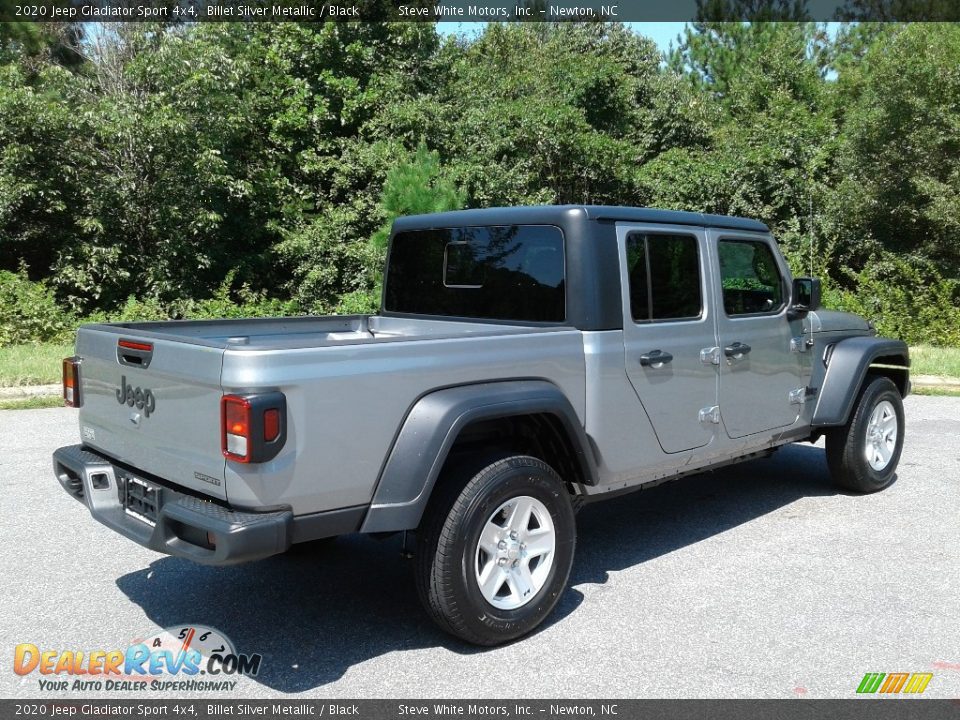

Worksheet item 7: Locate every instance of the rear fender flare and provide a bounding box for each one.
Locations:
[359,380,597,533]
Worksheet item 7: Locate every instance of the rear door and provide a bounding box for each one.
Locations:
[708,231,807,438]
[618,223,719,454]
[75,327,227,500]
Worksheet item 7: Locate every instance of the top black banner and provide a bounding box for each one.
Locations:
[1,0,958,23]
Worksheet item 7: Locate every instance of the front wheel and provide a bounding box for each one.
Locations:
[826,375,905,493]
[415,454,576,646]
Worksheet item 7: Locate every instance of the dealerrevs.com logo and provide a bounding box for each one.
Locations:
[13,625,262,692]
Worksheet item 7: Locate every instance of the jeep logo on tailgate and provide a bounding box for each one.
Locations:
[116,376,156,417]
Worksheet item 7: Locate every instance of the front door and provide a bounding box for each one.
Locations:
[619,224,719,454]
[709,231,807,438]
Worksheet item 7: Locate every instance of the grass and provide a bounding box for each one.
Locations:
[0,343,73,387]
[909,345,960,378]
[0,395,65,410]
[911,386,960,398]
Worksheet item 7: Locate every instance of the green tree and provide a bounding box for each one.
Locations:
[826,24,960,277]
[0,62,85,280]
[0,18,957,346]
[422,23,708,208]
[650,23,834,274]
[47,24,255,309]
[370,141,464,252]
[251,22,445,312]
[280,141,464,314]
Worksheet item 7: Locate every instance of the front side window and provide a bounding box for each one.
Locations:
[385,225,565,322]
[626,233,702,323]
[718,239,785,315]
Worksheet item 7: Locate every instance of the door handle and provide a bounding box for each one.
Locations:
[724,342,752,359]
[639,350,673,367]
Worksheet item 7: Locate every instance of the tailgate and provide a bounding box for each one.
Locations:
[75,327,227,501]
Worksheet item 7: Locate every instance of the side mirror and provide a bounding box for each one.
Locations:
[788,277,821,319]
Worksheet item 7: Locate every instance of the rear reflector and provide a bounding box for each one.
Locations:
[62,357,81,408]
[221,392,287,464]
[263,409,280,442]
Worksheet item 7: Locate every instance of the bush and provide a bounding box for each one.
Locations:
[85,296,169,324]
[83,275,302,325]
[182,274,300,320]
[276,205,382,315]
[828,254,960,346]
[0,269,76,346]
[332,289,379,316]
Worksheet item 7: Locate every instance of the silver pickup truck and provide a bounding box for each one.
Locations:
[54,205,909,645]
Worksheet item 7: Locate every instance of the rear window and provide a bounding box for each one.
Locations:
[626,232,702,322]
[384,225,565,322]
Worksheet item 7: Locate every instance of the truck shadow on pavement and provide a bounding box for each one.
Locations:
[570,442,840,586]
[116,442,840,693]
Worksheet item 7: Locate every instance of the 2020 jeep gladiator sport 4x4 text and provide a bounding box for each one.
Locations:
[54,206,909,645]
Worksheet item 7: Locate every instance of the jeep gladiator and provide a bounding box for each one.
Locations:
[54,205,909,645]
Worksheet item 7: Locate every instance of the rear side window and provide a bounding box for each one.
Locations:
[385,225,565,322]
[626,233,702,322]
[718,239,785,315]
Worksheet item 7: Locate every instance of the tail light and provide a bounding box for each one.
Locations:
[62,357,82,407]
[221,392,287,463]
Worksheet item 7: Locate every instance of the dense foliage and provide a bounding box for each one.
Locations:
[0,21,958,345]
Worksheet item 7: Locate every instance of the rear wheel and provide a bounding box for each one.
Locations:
[415,454,576,646]
[826,375,905,493]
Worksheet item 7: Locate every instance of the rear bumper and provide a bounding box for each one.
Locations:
[53,444,292,565]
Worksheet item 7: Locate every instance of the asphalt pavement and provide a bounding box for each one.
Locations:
[1,397,958,699]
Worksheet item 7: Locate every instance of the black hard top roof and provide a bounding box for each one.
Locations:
[392,205,769,234]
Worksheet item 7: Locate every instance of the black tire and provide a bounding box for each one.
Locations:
[826,375,905,493]
[415,454,576,646]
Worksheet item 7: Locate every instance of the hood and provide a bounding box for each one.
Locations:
[809,310,872,334]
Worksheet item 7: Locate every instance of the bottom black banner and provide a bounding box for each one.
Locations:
[2,699,959,720]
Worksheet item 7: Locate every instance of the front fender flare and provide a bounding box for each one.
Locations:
[360,380,596,533]
[811,336,909,427]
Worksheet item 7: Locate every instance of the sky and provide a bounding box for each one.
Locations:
[436,22,690,54]
[627,22,689,53]
[436,22,843,63]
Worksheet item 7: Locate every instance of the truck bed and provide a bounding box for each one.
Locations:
[74,313,585,511]
[98,314,554,351]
